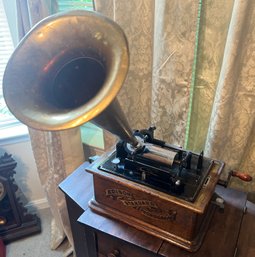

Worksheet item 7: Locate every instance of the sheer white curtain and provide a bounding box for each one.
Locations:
[204,0,255,192]
[95,0,198,146]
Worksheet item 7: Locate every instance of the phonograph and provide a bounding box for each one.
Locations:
[2,10,251,252]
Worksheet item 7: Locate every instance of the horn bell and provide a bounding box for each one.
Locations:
[3,10,138,146]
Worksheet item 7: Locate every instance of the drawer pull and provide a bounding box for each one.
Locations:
[107,249,120,257]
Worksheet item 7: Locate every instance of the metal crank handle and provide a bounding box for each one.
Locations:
[217,170,252,187]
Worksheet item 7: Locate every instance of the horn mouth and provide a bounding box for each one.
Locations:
[3,10,129,131]
[51,57,106,109]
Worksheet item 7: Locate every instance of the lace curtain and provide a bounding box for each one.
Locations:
[95,0,198,146]
[204,0,255,192]
[95,0,255,193]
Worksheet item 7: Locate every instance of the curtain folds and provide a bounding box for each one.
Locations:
[16,0,85,254]
[95,0,154,131]
[205,0,255,192]
[28,128,84,250]
[95,0,255,193]
[95,0,199,146]
[152,1,198,144]
[186,0,235,151]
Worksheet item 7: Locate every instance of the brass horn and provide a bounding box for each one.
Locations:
[3,10,138,146]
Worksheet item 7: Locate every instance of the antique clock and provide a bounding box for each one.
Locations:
[0,180,6,200]
[0,180,8,226]
[0,152,41,243]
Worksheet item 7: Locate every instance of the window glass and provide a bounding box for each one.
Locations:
[0,1,15,125]
[58,0,94,12]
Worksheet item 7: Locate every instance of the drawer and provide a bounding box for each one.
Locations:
[97,231,158,257]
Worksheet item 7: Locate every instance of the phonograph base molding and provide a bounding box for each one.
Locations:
[89,198,216,252]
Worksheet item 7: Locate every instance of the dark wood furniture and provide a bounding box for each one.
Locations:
[59,163,255,257]
[0,239,5,257]
[0,153,41,243]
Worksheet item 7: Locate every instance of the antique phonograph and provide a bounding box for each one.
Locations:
[2,10,251,252]
[86,128,224,251]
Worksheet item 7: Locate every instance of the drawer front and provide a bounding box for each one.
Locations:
[97,231,159,257]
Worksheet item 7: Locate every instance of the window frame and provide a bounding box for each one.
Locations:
[0,1,17,125]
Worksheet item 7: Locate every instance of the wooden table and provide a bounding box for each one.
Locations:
[59,163,255,257]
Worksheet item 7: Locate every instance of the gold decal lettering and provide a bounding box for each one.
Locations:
[105,188,177,221]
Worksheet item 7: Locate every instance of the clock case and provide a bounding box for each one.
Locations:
[0,153,41,243]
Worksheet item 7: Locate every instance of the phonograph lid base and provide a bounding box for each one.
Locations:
[86,150,224,252]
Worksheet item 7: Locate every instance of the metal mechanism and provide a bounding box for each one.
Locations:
[99,126,217,202]
[3,10,138,146]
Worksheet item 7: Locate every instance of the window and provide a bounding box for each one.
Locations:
[58,0,94,12]
[0,1,27,144]
[0,1,16,126]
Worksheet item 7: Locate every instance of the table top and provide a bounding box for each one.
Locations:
[60,162,255,257]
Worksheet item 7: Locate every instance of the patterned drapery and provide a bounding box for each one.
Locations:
[95,0,198,146]
[186,0,235,151]
[204,0,255,192]
[29,128,84,250]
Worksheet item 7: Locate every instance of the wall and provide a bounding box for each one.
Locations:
[0,136,48,210]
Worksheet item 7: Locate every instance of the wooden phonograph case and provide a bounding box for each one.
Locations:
[86,127,224,252]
